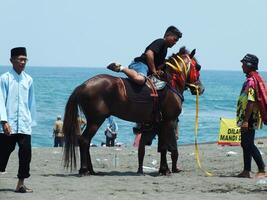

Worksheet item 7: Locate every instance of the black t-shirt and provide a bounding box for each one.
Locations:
[134,38,167,69]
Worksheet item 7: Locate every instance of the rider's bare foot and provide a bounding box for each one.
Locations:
[107,63,121,72]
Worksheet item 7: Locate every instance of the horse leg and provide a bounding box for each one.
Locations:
[137,143,145,174]
[158,120,178,175]
[86,138,95,175]
[171,150,181,173]
[159,150,171,175]
[78,133,90,175]
[78,122,103,175]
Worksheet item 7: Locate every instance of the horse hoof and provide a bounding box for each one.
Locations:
[89,170,96,175]
[78,172,90,177]
[137,170,145,176]
[159,168,171,176]
[79,169,90,176]
[172,168,182,173]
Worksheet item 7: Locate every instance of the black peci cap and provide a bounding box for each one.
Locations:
[11,47,27,57]
[241,53,258,70]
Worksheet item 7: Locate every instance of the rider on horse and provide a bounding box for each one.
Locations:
[107,25,182,85]
[107,26,183,174]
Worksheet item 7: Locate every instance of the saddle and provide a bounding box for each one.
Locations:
[147,75,167,90]
[120,76,167,122]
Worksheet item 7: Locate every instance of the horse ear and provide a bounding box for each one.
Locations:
[179,46,186,55]
[190,49,196,58]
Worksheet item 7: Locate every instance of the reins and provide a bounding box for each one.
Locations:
[166,84,184,102]
[187,83,213,177]
[166,54,213,176]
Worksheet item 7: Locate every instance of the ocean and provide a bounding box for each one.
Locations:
[0,66,266,147]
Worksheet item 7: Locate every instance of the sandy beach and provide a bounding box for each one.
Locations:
[1,138,267,200]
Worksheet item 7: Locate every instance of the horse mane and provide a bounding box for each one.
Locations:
[176,46,198,63]
[177,46,189,56]
[164,46,188,70]
[163,46,200,75]
[167,46,189,61]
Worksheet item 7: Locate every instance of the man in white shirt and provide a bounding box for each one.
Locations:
[0,47,36,193]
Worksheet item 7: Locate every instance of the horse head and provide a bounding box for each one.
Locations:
[163,46,204,95]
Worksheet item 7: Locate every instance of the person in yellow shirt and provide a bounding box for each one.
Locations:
[236,54,266,178]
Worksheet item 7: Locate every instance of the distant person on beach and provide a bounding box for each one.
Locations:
[104,116,118,147]
[134,120,181,174]
[107,25,182,85]
[0,47,36,193]
[53,115,64,147]
[236,54,267,178]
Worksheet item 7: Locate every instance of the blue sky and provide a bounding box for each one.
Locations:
[0,0,266,71]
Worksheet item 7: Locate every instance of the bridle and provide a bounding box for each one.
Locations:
[165,53,210,176]
[165,54,191,79]
[165,53,199,89]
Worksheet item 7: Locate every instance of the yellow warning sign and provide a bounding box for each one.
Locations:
[218,118,241,146]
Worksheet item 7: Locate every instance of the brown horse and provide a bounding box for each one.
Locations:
[63,47,204,175]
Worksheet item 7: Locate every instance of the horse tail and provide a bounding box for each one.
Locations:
[63,88,80,170]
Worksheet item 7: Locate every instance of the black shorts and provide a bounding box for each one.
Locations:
[140,131,157,146]
[157,121,178,152]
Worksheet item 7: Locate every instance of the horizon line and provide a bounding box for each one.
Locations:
[0,65,266,72]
